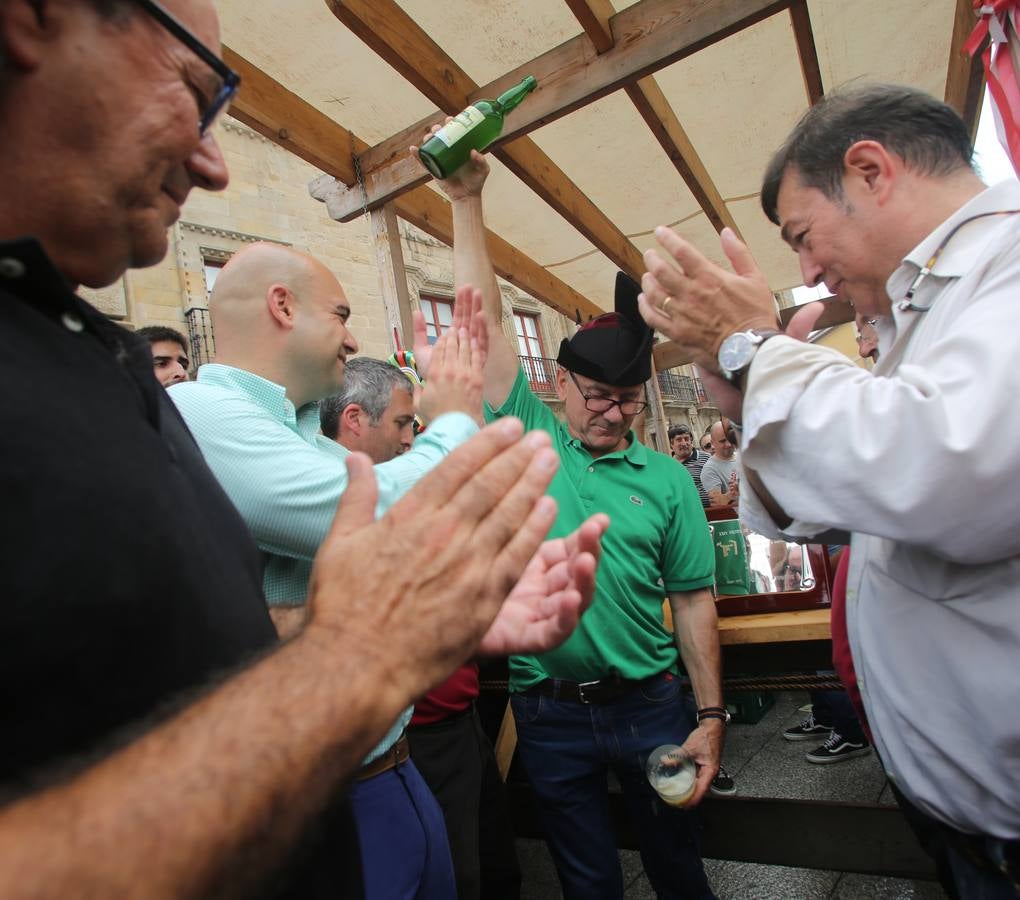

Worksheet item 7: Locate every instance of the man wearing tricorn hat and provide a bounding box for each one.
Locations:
[434,150,722,899]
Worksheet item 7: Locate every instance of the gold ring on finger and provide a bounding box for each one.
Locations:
[662,295,674,313]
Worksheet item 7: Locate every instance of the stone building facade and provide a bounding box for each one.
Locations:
[88,116,718,437]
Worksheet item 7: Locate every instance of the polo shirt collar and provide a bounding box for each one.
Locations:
[565,427,648,466]
[195,364,320,441]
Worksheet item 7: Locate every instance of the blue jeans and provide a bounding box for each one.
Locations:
[349,758,456,900]
[511,672,715,900]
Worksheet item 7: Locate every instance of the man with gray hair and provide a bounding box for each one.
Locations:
[641,83,1020,898]
[322,355,521,900]
[320,357,415,462]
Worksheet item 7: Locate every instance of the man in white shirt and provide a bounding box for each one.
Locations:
[638,83,1020,899]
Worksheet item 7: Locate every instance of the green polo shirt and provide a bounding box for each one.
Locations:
[486,369,714,691]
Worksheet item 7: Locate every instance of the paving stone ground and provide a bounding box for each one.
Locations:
[516,692,948,900]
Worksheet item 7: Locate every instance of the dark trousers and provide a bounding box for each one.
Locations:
[511,672,714,900]
[349,758,455,900]
[407,706,521,900]
[811,689,867,744]
[892,784,1020,900]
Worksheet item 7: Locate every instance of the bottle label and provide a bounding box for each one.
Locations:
[432,106,485,148]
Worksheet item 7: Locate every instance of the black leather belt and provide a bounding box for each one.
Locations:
[531,671,646,705]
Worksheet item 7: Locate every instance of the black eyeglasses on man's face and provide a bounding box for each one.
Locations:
[568,371,648,416]
[134,0,240,135]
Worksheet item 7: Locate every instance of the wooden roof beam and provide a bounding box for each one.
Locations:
[222,45,604,322]
[564,0,614,53]
[223,47,359,183]
[325,0,645,278]
[944,0,986,138]
[564,0,741,237]
[328,0,790,221]
[625,79,742,237]
[789,0,823,106]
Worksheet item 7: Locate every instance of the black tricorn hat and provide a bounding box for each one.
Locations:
[556,272,653,387]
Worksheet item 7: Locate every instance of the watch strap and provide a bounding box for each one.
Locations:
[730,328,782,388]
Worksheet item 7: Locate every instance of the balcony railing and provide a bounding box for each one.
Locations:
[519,356,558,394]
[184,307,216,369]
[657,369,707,405]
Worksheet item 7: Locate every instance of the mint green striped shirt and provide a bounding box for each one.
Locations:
[171,363,478,761]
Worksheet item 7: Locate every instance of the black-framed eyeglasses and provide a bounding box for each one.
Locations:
[568,371,648,416]
[134,0,240,135]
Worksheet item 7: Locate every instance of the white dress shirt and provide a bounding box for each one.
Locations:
[739,179,1020,839]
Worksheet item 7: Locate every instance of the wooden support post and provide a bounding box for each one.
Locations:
[644,368,670,455]
[945,0,986,138]
[369,203,414,351]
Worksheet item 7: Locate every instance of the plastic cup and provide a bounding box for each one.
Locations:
[646,744,696,807]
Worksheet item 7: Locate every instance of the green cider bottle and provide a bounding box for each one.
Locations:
[418,75,538,179]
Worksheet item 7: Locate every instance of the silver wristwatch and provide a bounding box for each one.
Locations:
[717,329,782,385]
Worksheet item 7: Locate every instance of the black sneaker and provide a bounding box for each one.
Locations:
[782,712,833,742]
[710,764,736,796]
[805,731,872,764]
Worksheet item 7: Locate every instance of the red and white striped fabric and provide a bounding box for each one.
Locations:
[966,1,1020,176]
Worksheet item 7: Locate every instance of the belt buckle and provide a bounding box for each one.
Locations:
[577,679,601,704]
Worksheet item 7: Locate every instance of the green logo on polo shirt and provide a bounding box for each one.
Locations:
[629,495,644,506]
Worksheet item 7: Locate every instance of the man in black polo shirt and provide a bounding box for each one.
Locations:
[0,1,603,896]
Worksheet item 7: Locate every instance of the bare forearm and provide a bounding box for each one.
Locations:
[0,630,406,899]
[670,590,722,709]
[450,196,518,407]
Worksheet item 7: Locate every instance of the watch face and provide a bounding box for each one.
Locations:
[718,332,755,372]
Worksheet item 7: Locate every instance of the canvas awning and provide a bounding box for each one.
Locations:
[215,0,984,365]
